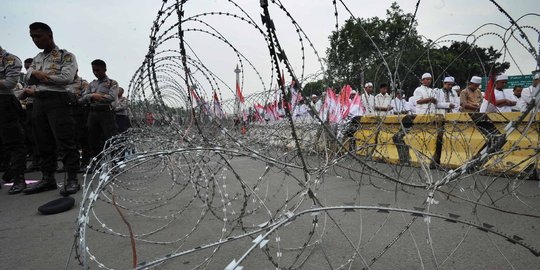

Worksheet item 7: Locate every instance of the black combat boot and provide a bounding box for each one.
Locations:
[23,172,57,194]
[8,175,27,195]
[60,171,80,196]
[2,168,14,183]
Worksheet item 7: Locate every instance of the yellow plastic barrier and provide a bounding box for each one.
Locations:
[372,115,410,164]
[403,114,444,167]
[354,116,379,158]
[346,111,538,177]
[483,112,540,174]
[440,113,487,169]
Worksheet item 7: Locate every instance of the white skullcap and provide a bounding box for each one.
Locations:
[351,90,357,94]
[421,73,432,79]
[364,82,373,88]
[495,74,508,82]
[470,76,482,84]
[443,76,455,83]
[311,94,317,98]
[534,73,540,80]
[452,85,461,91]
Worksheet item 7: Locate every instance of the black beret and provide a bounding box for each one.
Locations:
[38,197,75,215]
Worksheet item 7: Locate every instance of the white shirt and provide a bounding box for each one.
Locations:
[408,96,417,114]
[480,88,517,113]
[374,93,392,116]
[391,98,412,114]
[521,84,539,108]
[293,104,309,120]
[435,88,460,114]
[413,85,437,114]
[360,93,375,115]
[511,95,526,112]
[314,99,323,113]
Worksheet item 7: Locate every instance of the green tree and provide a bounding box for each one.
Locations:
[326,2,423,90]
[302,79,326,97]
[326,2,510,95]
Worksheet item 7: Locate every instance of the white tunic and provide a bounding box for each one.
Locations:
[511,96,526,112]
[435,88,460,114]
[480,88,517,113]
[374,93,392,116]
[360,93,375,115]
[413,85,437,114]
[521,84,539,108]
[390,98,412,114]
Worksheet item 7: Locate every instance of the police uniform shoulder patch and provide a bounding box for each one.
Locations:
[64,53,73,63]
[6,56,15,66]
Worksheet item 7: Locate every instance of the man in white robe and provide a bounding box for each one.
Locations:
[413,73,437,114]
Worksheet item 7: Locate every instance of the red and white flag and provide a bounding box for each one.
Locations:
[349,91,365,117]
[213,91,224,118]
[323,88,338,122]
[338,85,353,120]
[235,81,248,121]
[190,87,201,109]
[480,73,497,113]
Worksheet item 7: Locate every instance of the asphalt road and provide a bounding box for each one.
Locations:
[1,158,539,270]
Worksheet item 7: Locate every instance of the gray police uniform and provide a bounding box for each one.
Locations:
[80,76,119,161]
[24,46,80,176]
[0,47,27,191]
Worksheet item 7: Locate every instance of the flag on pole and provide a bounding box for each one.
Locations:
[213,91,224,118]
[480,72,497,112]
[190,87,200,108]
[349,91,365,117]
[338,85,353,119]
[253,103,265,123]
[324,88,338,122]
[236,81,245,103]
[235,81,248,121]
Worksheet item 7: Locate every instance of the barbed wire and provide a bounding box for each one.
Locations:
[71,0,539,269]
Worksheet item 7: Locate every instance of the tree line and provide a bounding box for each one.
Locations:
[304,2,509,97]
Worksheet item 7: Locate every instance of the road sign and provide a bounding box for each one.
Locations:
[480,74,533,90]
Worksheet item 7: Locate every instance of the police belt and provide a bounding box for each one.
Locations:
[87,104,113,112]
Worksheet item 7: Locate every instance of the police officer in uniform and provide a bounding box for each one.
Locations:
[21,58,41,172]
[22,22,81,195]
[68,70,90,172]
[0,45,27,194]
[80,59,118,167]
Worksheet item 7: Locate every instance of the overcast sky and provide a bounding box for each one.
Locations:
[2,0,539,103]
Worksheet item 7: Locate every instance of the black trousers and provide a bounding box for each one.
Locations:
[0,95,26,176]
[32,92,79,173]
[115,114,131,134]
[74,107,90,165]
[25,104,40,164]
[88,110,118,160]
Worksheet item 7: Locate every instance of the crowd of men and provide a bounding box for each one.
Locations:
[0,22,130,195]
[302,72,540,120]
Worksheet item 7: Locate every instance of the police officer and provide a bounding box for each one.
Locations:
[68,71,90,172]
[22,22,81,195]
[115,87,131,133]
[0,45,27,194]
[80,59,118,167]
[20,58,41,172]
